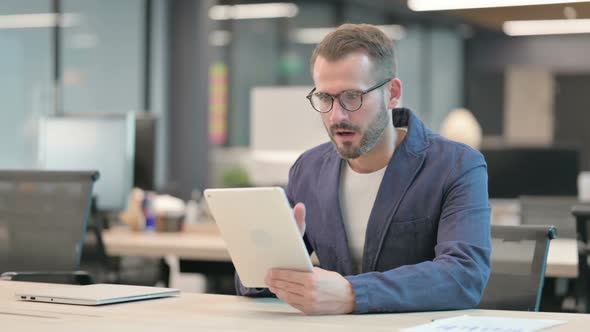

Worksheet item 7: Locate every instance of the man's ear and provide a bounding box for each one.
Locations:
[387,78,402,109]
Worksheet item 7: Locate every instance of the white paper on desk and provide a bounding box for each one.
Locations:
[401,315,567,332]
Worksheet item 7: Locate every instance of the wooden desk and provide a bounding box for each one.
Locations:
[102,226,579,279]
[103,224,230,262]
[2,281,590,331]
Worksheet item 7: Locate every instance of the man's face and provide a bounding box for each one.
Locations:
[312,53,394,159]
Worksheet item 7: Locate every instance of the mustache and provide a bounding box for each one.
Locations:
[330,122,360,134]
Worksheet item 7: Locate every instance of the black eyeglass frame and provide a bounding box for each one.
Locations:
[305,78,392,113]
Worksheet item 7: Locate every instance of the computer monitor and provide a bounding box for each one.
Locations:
[482,147,579,198]
[37,113,135,211]
[134,114,156,191]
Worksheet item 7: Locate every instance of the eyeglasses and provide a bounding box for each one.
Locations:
[306,78,392,113]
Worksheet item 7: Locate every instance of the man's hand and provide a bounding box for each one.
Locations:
[265,267,356,315]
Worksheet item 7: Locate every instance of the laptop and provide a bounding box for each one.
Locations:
[15,284,180,306]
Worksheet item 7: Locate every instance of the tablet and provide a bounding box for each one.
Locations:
[204,187,313,288]
[15,284,179,306]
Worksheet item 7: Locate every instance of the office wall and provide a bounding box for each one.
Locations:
[60,0,145,113]
[554,74,590,171]
[396,25,424,119]
[0,0,53,168]
[247,86,325,185]
[504,67,554,145]
[397,24,467,130]
[464,70,504,136]
[280,2,334,86]
[466,32,590,138]
[227,18,280,147]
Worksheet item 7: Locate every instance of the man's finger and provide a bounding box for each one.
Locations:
[269,269,309,285]
[293,202,306,235]
[269,279,305,294]
[274,288,305,307]
[292,303,306,313]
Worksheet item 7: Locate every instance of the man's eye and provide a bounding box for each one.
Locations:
[316,94,332,102]
[342,91,361,101]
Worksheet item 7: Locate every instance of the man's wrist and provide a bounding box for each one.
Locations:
[345,280,356,313]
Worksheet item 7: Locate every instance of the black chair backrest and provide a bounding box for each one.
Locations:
[520,195,579,238]
[0,170,98,273]
[572,205,590,313]
[479,224,556,311]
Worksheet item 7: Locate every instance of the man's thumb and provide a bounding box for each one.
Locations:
[293,202,306,235]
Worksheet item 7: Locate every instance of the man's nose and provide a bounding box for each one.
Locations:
[329,99,349,123]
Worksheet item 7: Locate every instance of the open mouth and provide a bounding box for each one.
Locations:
[335,130,356,137]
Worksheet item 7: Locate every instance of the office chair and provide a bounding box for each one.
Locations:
[572,205,590,313]
[77,197,119,284]
[78,197,166,286]
[520,196,579,238]
[479,224,557,311]
[0,170,98,285]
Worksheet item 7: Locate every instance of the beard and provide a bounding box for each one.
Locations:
[327,100,391,160]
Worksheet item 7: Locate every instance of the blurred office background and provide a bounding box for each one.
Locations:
[2,0,590,308]
[2,0,590,201]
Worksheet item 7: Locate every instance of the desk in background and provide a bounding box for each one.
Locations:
[103,224,229,262]
[2,281,590,331]
[102,224,579,279]
[101,224,233,293]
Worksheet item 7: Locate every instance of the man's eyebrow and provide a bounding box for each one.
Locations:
[314,87,362,95]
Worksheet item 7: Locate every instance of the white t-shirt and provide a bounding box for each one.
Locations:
[338,127,407,274]
[339,161,387,274]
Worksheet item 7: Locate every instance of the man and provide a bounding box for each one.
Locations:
[236,23,491,315]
